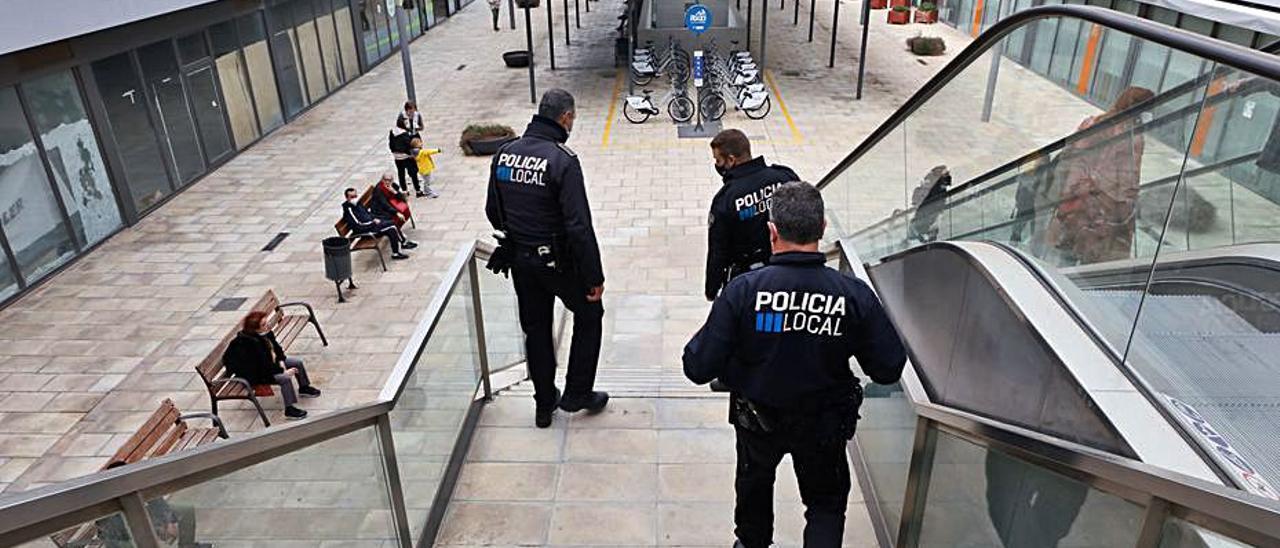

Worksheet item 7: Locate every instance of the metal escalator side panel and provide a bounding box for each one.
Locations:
[867,241,1222,485]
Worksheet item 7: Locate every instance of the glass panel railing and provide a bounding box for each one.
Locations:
[24,512,137,547]
[477,264,524,373]
[1159,517,1254,547]
[916,427,1146,546]
[388,268,481,539]
[855,382,917,545]
[157,426,396,546]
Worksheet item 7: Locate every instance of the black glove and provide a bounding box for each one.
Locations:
[486,244,513,278]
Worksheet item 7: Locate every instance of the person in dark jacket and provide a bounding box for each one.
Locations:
[390,127,423,196]
[370,173,419,250]
[684,182,907,548]
[485,89,607,428]
[343,187,413,259]
[705,129,801,302]
[222,310,321,419]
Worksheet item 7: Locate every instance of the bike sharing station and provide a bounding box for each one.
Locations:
[624,0,773,137]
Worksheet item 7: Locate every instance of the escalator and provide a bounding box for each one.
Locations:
[815,3,1280,543]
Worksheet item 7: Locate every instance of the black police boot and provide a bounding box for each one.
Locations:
[536,388,561,428]
[709,379,731,392]
[558,391,609,413]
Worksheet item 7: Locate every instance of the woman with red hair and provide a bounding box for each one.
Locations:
[222,311,321,420]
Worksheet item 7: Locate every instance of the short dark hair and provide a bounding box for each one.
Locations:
[404,100,417,111]
[344,187,357,197]
[538,89,575,120]
[770,182,824,244]
[710,129,751,160]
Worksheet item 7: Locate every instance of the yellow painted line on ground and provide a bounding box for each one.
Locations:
[602,70,624,148]
[765,70,804,145]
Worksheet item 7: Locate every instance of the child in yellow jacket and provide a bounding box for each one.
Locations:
[411,137,441,198]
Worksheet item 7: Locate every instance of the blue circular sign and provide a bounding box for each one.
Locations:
[685,4,712,35]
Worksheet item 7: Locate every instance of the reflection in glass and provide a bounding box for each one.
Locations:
[23,70,124,247]
[269,7,309,120]
[1159,517,1252,548]
[92,52,174,212]
[138,40,206,183]
[0,252,16,300]
[854,382,915,545]
[210,21,262,149]
[28,511,137,548]
[185,64,234,163]
[917,429,1143,547]
[0,87,78,281]
[162,427,396,545]
[390,273,480,539]
[239,13,285,132]
[294,1,328,104]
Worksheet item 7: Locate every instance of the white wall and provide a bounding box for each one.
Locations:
[0,0,216,56]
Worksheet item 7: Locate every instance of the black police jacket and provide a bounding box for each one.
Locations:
[683,251,907,410]
[706,157,800,301]
[486,115,605,286]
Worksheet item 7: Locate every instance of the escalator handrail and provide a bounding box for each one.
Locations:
[814,3,1280,191]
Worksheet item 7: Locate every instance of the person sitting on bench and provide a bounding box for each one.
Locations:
[342,187,414,260]
[222,311,321,420]
[371,173,414,227]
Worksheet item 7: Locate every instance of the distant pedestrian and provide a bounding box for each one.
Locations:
[907,165,951,244]
[488,0,502,30]
[390,127,421,195]
[396,100,424,137]
[411,137,442,198]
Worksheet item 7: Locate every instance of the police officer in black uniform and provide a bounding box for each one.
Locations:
[683,182,907,548]
[705,129,800,302]
[486,89,608,429]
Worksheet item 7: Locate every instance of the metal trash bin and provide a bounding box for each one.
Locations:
[323,237,356,302]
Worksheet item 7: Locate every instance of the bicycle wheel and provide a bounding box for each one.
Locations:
[744,95,772,120]
[700,94,726,121]
[631,70,653,87]
[623,102,651,124]
[668,96,695,123]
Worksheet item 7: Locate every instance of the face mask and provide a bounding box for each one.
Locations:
[715,163,729,176]
[1139,111,1154,124]
[258,330,271,336]
[347,198,358,205]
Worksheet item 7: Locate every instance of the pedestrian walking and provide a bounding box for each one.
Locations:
[683,182,907,548]
[485,89,608,428]
[488,0,502,30]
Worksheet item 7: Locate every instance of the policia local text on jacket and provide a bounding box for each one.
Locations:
[706,157,800,301]
[486,114,606,419]
[684,251,907,547]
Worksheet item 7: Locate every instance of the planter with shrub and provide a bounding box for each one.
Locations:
[869,0,888,9]
[460,124,517,156]
[906,34,946,55]
[888,5,911,24]
[503,50,532,68]
[914,2,938,23]
[889,0,909,7]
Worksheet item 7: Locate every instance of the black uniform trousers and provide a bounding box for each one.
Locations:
[734,425,851,548]
[395,158,421,194]
[510,249,603,407]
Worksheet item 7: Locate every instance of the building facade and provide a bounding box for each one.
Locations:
[0,0,471,305]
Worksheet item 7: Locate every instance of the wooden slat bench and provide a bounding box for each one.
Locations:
[49,399,227,547]
[195,289,327,427]
[334,184,416,272]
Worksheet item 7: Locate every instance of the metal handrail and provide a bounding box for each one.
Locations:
[814,4,1280,191]
[0,239,501,547]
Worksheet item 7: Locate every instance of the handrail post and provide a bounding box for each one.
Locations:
[896,416,938,547]
[119,492,162,548]
[469,257,494,401]
[376,414,414,548]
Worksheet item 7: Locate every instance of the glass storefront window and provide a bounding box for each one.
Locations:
[184,63,234,164]
[211,21,262,149]
[22,70,124,248]
[293,1,329,104]
[269,4,309,118]
[0,87,78,281]
[91,52,174,212]
[138,40,207,184]
[238,13,285,132]
[0,250,16,301]
[315,2,345,88]
[335,3,362,78]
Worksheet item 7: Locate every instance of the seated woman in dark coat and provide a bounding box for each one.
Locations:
[221,311,320,420]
